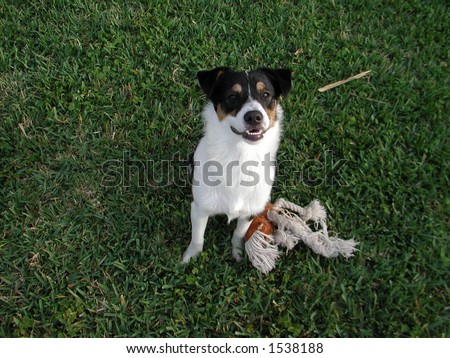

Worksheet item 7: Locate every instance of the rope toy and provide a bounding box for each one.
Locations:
[244,199,358,274]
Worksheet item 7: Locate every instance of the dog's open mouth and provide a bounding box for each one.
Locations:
[230,126,266,142]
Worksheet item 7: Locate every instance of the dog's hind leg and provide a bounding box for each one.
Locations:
[231,216,251,262]
[182,201,209,263]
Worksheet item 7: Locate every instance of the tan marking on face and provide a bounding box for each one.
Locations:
[266,99,278,127]
[232,83,242,93]
[256,81,266,93]
[216,103,237,121]
[216,69,225,80]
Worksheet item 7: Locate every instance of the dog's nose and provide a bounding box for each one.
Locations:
[244,111,263,125]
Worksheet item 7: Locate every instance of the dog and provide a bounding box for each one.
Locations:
[182,67,292,263]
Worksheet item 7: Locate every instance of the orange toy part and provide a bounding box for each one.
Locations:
[244,203,274,242]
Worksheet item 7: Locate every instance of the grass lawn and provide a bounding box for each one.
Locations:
[0,0,448,337]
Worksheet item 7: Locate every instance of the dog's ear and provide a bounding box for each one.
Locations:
[197,67,231,97]
[260,68,292,98]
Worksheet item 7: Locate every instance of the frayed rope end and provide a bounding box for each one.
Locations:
[245,231,279,275]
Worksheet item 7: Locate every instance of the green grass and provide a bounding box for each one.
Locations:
[0,0,448,337]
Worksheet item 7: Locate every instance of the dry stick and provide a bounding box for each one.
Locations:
[318,70,371,92]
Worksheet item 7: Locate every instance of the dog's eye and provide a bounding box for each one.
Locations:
[262,91,271,99]
[228,94,238,101]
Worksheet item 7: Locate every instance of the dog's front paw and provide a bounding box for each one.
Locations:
[181,243,203,264]
[232,247,244,262]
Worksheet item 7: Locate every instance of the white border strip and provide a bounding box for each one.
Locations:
[1,338,449,358]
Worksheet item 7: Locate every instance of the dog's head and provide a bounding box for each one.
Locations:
[197,67,291,142]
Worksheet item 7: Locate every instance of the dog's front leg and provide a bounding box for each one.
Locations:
[231,216,251,262]
[182,201,209,263]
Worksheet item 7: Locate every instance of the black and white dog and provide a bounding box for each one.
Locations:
[182,67,292,263]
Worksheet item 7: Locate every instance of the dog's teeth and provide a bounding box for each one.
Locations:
[246,130,262,136]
